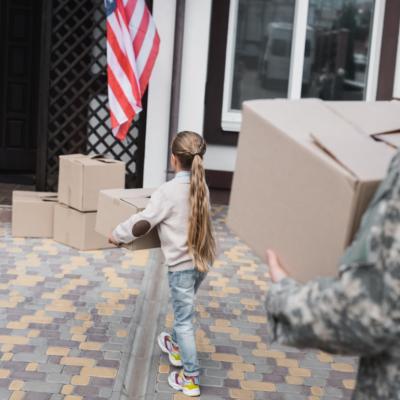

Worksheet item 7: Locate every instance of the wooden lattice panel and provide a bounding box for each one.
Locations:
[42,0,146,190]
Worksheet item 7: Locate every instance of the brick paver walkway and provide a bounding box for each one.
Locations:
[0,205,358,400]
[0,206,159,400]
[148,206,358,400]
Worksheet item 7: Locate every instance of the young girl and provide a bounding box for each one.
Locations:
[110,131,216,397]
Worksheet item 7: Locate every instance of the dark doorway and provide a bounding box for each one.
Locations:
[0,0,41,183]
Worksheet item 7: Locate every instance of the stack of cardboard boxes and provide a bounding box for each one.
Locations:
[12,154,126,251]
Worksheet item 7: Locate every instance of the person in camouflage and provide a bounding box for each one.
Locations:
[265,151,400,400]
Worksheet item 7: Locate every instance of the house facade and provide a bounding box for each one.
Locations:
[143,0,400,189]
[0,0,399,193]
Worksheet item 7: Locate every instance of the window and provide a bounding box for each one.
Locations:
[221,0,296,131]
[219,0,385,133]
[302,1,375,100]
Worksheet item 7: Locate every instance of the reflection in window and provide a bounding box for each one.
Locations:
[302,0,374,100]
[230,0,295,110]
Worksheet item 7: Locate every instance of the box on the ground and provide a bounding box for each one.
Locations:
[58,154,125,212]
[96,188,161,251]
[227,99,399,282]
[12,191,58,238]
[53,203,111,251]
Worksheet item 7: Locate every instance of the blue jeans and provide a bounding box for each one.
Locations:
[168,268,206,377]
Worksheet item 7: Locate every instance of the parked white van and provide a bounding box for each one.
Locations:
[258,22,314,90]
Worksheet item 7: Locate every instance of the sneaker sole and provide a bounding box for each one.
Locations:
[157,335,183,367]
[167,374,200,397]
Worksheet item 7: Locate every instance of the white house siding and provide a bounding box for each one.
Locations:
[178,0,238,172]
[394,25,400,99]
[144,0,237,187]
[143,0,176,187]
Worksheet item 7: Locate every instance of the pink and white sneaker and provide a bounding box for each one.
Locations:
[157,332,183,367]
[168,369,200,397]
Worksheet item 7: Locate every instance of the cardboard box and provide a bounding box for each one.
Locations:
[53,203,112,251]
[12,191,58,238]
[227,99,398,282]
[96,188,161,251]
[58,154,125,212]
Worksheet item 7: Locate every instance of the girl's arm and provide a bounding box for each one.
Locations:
[111,189,171,244]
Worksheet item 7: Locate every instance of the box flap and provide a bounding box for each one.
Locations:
[60,153,123,166]
[311,128,394,181]
[13,191,57,203]
[327,101,400,136]
[374,132,400,149]
[80,154,124,166]
[59,154,86,161]
[121,196,150,211]
[100,188,155,200]
[245,99,395,181]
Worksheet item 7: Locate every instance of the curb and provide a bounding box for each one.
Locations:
[121,250,169,400]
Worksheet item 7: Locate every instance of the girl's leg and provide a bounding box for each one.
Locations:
[168,269,200,377]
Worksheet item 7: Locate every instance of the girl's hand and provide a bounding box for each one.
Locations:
[108,234,120,246]
[266,249,289,283]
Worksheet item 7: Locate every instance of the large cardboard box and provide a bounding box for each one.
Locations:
[58,154,125,212]
[12,191,58,238]
[96,188,161,251]
[53,203,111,251]
[228,99,399,282]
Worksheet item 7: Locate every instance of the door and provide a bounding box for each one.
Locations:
[0,0,41,175]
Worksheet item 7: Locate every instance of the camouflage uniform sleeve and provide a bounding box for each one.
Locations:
[265,201,400,356]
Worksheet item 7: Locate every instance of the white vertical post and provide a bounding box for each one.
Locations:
[143,0,176,187]
[287,0,309,99]
[365,0,386,101]
[393,23,400,99]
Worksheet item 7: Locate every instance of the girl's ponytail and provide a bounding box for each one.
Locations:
[189,153,215,272]
[172,131,216,272]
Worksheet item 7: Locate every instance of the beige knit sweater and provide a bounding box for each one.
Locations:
[113,171,195,271]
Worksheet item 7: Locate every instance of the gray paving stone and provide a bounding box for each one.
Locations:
[325,387,345,397]
[200,375,224,387]
[300,359,332,370]
[99,388,112,399]
[303,377,328,386]
[156,383,175,393]
[245,372,264,381]
[46,373,71,384]
[38,364,63,374]
[13,353,48,363]
[104,351,123,361]
[283,395,307,400]
[23,381,62,393]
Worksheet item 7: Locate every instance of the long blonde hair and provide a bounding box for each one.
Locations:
[172,131,216,272]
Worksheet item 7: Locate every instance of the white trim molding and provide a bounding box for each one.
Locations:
[143,0,176,187]
[287,0,309,99]
[366,0,386,101]
[393,20,400,99]
[221,0,240,132]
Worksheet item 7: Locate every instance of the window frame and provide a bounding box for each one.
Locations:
[219,0,386,133]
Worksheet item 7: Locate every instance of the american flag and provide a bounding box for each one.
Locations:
[105,0,160,140]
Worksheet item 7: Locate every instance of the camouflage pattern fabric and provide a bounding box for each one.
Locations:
[266,151,400,400]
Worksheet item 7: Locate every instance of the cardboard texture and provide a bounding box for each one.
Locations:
[53,203,111,251]
[12,191,58,238]
[96,188,161,251]
[227,99,399,282]
[58,154,125,212]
